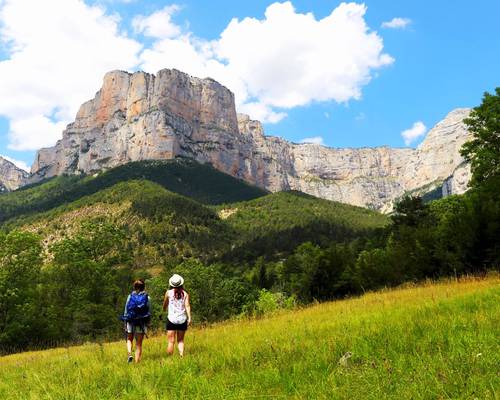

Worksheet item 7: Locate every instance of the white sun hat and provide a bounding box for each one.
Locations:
[169,274,184,288]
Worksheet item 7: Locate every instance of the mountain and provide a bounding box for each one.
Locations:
[27,68,471,211]
[1,163,387,265]
[0,156,28,192]
[0,159,267,224]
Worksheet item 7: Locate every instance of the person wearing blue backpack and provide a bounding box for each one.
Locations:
[121,279,151,363]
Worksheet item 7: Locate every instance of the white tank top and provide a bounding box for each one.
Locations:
[167,289,187,324]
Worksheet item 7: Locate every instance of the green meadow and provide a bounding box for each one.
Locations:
[1,274,498,399]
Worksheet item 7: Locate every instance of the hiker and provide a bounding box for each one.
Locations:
[162,274,192,357]
[121,279,151,363]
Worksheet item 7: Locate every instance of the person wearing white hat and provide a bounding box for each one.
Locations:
[162,274,192,357]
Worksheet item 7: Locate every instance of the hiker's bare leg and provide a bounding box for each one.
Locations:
[135,333,144,363]
[126,333,134,356]
[167,330,176,355]
[177,330,185,357]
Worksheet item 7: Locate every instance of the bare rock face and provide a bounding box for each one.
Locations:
[29,68,472,211]
[287,145,416,212]
[31,69,240,181]
[0,156,29,192]
[288,108,472,212]
[400,109,472,196]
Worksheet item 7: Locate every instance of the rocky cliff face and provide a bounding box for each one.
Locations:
[29,69,472,211]
[0,156,29,192]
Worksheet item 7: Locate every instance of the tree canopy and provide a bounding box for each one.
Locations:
[461,87,500,187]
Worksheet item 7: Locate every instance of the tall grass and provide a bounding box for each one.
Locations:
[1,274,498,399]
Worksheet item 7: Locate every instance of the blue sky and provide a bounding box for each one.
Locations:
[0,0,499,171]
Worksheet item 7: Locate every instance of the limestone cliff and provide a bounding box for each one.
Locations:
[0,156,29,192]
[28,68,472,211]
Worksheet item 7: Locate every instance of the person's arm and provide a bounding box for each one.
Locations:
[162,291,169,312]
[185,292,192,325]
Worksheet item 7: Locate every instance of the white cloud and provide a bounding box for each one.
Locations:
[401,121,427,146]
[0,1,394,152]
[99,0,137,3]
[132,5,181,39]
[0,154,29,171]
[0,0,141,151]
[238,101,287,124]
[300,136,324,145]
[381,17,411,29]
[137,1,393,123]
[7,115,67,151]
[216,2,393,108]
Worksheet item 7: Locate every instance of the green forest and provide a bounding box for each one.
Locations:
[0,89,498,355]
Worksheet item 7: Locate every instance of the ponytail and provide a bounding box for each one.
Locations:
[174,286,184,300]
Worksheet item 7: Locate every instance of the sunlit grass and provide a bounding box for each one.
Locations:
[1,273,498,399]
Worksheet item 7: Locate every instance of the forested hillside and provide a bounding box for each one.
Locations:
[218,191,387,262]
[0,158,267,224]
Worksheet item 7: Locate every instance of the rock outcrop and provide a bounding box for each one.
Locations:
[0,156,29,192]
[28,69,472,211]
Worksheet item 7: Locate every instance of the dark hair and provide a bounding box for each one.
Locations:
[133,279,145,292]
[174,286,184,300]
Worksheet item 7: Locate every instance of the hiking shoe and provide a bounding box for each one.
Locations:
[127,355,133,363]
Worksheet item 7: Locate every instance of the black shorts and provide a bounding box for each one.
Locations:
[166,319,188,331]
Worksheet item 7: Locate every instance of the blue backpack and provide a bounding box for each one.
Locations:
[121,292,151,324]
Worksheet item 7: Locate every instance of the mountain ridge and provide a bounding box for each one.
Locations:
[7,68,472,211]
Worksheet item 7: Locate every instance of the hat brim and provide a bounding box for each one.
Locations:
[169,277,184,287]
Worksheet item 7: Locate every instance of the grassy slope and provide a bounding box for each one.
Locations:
[0,159,267,224]
[1,274,498,399]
